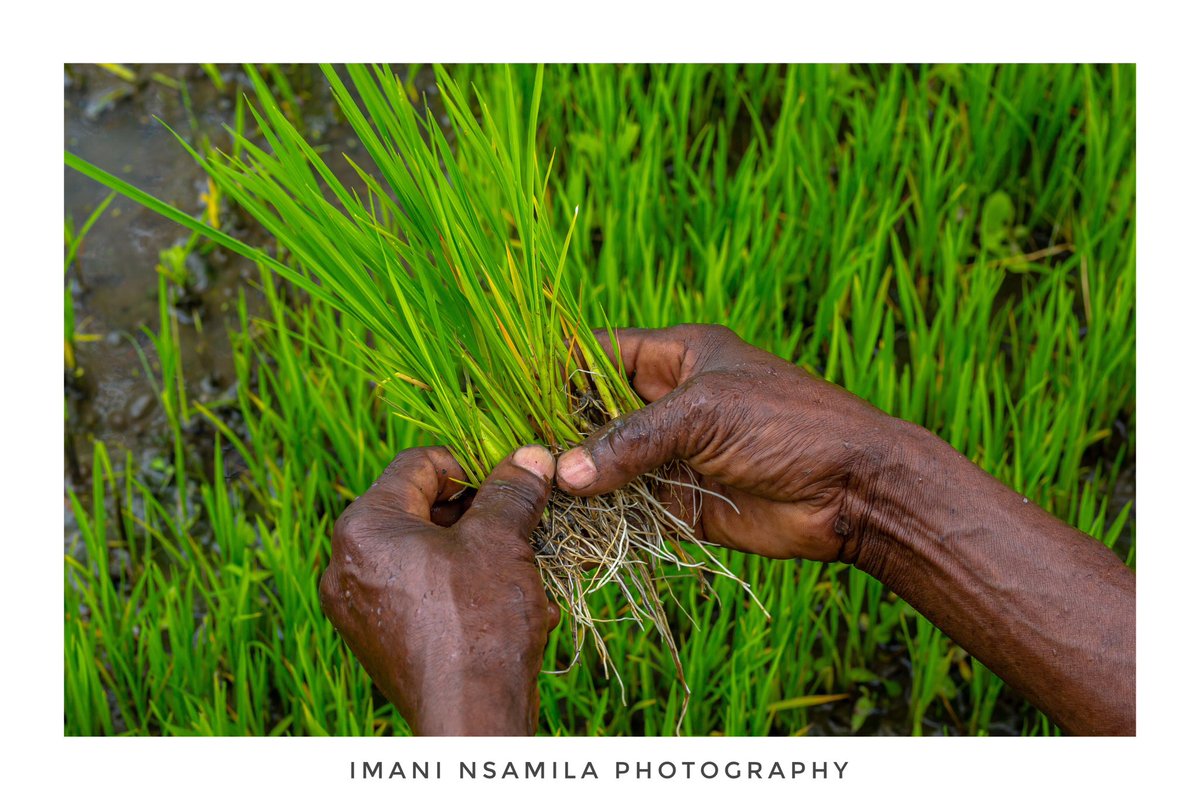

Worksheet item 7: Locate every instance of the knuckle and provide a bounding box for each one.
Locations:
[677,374,744,453]
[377,445,442,483]
[509,575,553,619]
[707,323,737,340]
[605,414,659,470]
[475,478,544,526]
[317,568,343,624]
[670,324,744,376]
[378,449,416,480]
[697,325,744,363]
[680,374,737,420]
[676,322,736,344]
[318,568,336,608]
[495,480,543,519]
[332,502,374,555]
[331,506,360,546]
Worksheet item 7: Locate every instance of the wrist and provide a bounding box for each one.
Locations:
[836,415,949,582]
[837,411,1042,593]
[409,676,538,735]
[399,642,543,735]
[834,412,1137,735]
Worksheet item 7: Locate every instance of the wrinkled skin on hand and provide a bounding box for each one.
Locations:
[318,325,1133,736]
[558,324,1135,736]
[556,324,894,562]
[319,445,559,735]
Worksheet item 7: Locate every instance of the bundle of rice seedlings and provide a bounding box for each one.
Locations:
[66,64,760,710]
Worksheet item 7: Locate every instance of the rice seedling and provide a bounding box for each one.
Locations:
[65,63,1135,736]
[63,192,113,376]
[67,64,759,707]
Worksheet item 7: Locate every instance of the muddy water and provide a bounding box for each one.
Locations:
[65,65,1124,736]
[67,65,252,485]
[63,65,396,492]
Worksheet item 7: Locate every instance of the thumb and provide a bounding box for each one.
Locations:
[556,384,700,497]
[458,445,554,540]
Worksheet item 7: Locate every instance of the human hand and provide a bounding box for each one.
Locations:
[556,324,900,562]
[554,324,1137,736]
[319,445,559,735]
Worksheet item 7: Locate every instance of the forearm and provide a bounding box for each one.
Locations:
[843,419,1135,735]
[408,686,537,736]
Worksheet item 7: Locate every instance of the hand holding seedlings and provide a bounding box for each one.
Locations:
[557,324,1136,736]
[319,445,559,736]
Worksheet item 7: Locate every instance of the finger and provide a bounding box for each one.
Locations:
[654,475,750,551]
[649,472,786,557]
[589,326,689,403]
[594,323,753,402]
[650,462,708,535]
[364,446,468,522]
[556,384,701,496]
[564,326,690,403]
[458,445,554,542]
[430,487,476,527]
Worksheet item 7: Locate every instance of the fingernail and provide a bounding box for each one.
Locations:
[557,448,597,488]
[512,445,554,481]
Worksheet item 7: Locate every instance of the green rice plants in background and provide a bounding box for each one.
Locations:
[71,65,624,472]
[64,63,1134,736]
[67,64,757,704]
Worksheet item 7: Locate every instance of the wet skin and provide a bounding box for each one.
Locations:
[319,324,1135,736]
[319,445,559,735]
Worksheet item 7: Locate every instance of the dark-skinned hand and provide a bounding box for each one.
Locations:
[556,324,1135,735]
[318,444,559,735]
[556,323,894,562]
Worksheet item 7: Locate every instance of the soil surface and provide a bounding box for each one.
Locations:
[63,65,396,490]
[63,64,1130,736]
